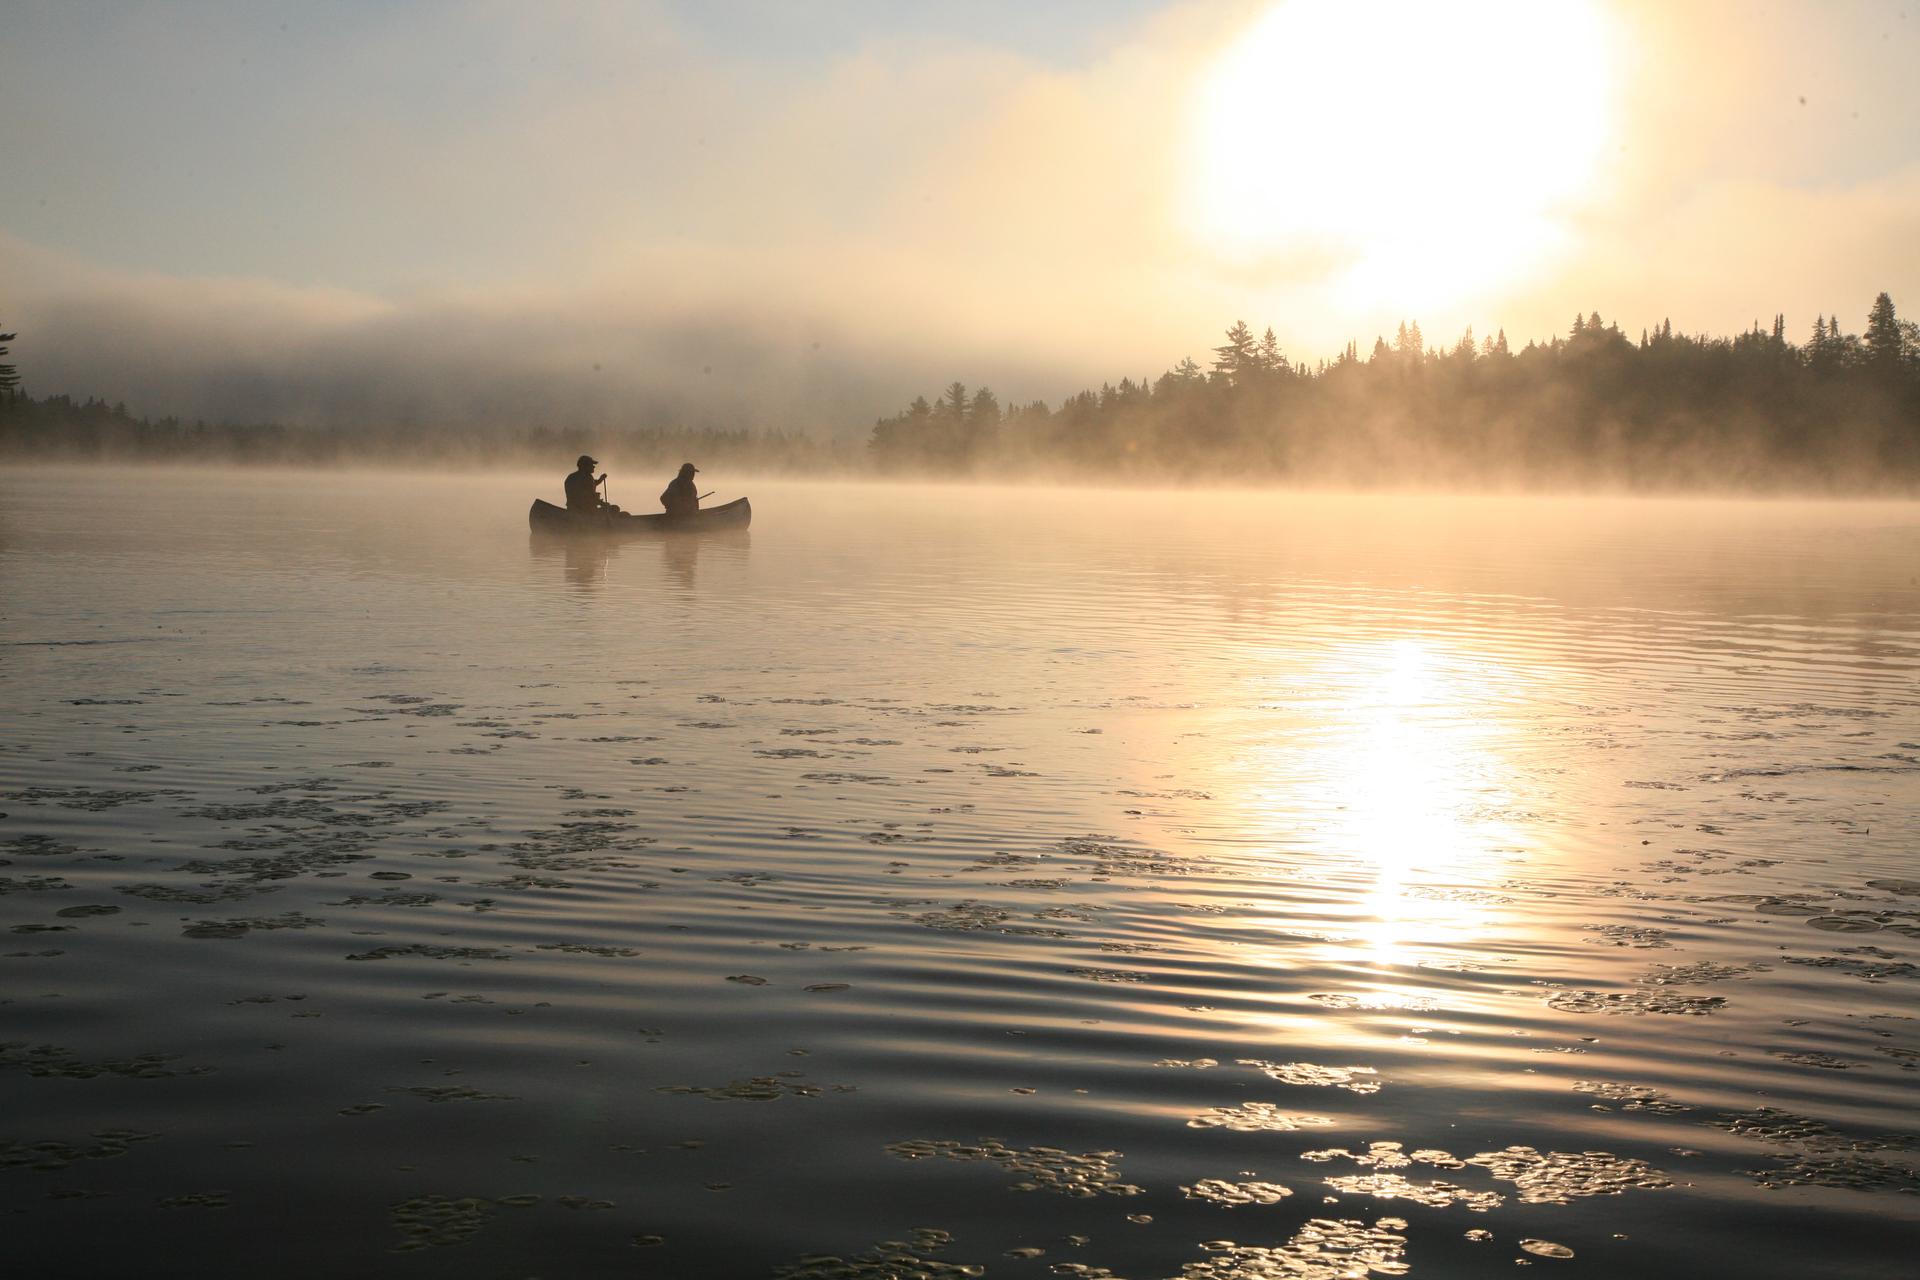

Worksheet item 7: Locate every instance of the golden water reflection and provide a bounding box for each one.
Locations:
[1226,636,1542,980]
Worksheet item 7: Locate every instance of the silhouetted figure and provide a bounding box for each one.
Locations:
[565,455,614,513]
[660,462,701,517]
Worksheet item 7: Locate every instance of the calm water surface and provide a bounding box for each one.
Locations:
[2,468,1917,1278]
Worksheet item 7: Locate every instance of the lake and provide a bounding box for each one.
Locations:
[2,467,1917,1278]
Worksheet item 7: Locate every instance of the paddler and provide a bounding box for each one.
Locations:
[565,455,618,514]
[660,462,701,517]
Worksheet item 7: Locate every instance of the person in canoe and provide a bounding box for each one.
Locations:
[565,455,621,514]
[660,462,703,517]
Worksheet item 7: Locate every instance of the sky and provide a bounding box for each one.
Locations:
[1,0,1916,433]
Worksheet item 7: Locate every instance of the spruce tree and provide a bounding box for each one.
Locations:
[1864,292,1902,371]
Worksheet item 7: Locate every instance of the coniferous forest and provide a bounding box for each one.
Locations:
[2,293,1918,492]
[868,293,1920,490]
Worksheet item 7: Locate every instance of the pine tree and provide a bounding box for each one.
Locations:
[0,329,18,396]
[1213,321,1258,382]
[1864,292,1903,371]
[967,386,1000,426]
[1258,327,1284,372]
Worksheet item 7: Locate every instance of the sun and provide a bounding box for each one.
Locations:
[1187,0,1620,311]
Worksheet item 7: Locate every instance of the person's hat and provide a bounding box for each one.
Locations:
[577,455,597,468]
[680,462,699,474]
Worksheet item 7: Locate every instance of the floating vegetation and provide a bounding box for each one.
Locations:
[345,943,511,962]
[884,1139,1143,1197]
[327,891,437,907]
[1806,915,1885,933]
[1302,1143,1463,1170]
[1584,924,1672,948]
[1641,961,1764,986]
[389,1194,496,1251]
[1188,1104,1335,1133]
[1707,1106,1920,1192]
[0,1129,159,1172]
[176,835,379,883]
[0,834,82,859]
[386,1086,519,1103]
[1176,1216,1408,1280]
[1743,1150,1920,1194]
[535,942,642,957]
[1573,1081,1694,1114]
[181,911,326,939]
[0,1043,212,1080]
[1773,1051,1860,1070]
[506,820,656,873]
[657,1075,827,1102]
[1711,1107,1857,1147]
[1464,1147,1671,1204]
[4,786,187,810]
[1307,991,1440,1012]
[1058,835,1191,878]
[1749,897,1828,917]
[773,1228,986,1279]
[1546,989,1725,1016]
[1182,1178,1293,1206]
[1782,953,1920,981]
[910,902,1071,937]
[0,875,70,894]
[1322,1173,1503,1211]
[157,1191,230,1209]
[1520,1239,1575,1259]
[117,880,276,905]
[1238,1059,1382,1094]
[1071,968,1149,983]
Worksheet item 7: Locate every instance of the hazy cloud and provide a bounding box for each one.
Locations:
[1,0,1915,431]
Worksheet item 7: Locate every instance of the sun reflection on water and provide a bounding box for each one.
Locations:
[1230,636,1536,981]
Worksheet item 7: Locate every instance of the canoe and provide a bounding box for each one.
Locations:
[528,496,751,535]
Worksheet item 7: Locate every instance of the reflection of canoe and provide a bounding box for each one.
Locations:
[528,497,752,535]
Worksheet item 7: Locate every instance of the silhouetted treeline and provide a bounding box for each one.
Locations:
[871,293,1920,491]
[0,394,851,473]
[5,294,1918,491]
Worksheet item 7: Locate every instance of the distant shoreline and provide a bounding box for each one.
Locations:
[4,295,1916,496]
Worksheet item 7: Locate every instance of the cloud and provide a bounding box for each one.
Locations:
[1,0,1916,434]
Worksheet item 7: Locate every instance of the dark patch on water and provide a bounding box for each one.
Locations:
[885,1139,1143,1198]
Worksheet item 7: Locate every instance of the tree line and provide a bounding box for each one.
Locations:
[4,293,1918,491]
[869,292,1920,490]
[0,391,851,473]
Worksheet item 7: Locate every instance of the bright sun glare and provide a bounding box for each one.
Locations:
[1190,0,1618,311]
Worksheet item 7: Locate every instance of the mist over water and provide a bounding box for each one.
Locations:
[2,468,1917,1277]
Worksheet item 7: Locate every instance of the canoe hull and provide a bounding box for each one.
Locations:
[529,497,751,535]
